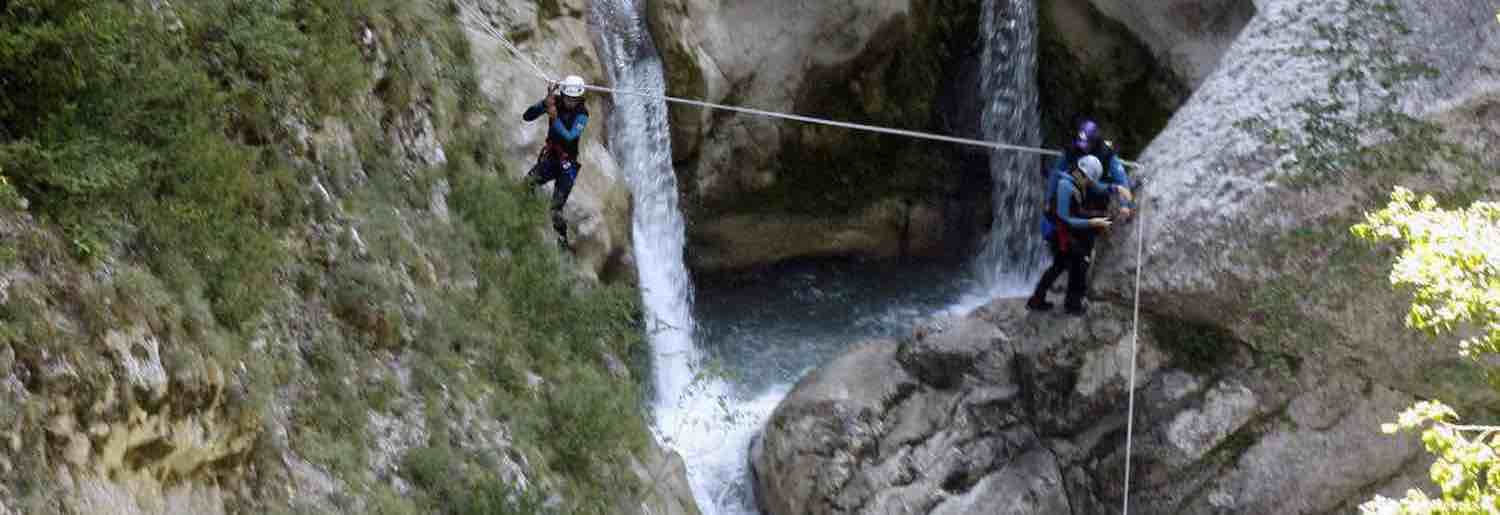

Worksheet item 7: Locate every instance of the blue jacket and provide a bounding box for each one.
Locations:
[1040,171,1103,240]
[523,100,588,159]
[1053,174,1095,230]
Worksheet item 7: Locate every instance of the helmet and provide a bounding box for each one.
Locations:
[1077,155,1104,182]
[560,75,587,98]
[1074,119,1100,151]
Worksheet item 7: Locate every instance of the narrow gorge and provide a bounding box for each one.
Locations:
[1,0,1496,514]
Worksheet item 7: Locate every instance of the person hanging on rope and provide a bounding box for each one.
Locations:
[1052,119,1136,220]
[1028,155,1114,315]
[522,75,590,248]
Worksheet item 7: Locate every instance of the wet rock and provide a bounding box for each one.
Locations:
[898,316,1010,389]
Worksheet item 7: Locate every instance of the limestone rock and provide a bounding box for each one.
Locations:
[1086,0,1256,87]
[648,0,987,270]
[1097,0,1500,308]
[622,441,702,515]
[1163,381,1258,464]
[752,297,1434,515]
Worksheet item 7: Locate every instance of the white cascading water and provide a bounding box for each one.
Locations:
[588,0,700,421]
[589,0,754,512]
[973,0,1045,297]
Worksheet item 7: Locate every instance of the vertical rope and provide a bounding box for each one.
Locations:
[1122,201,1146,515]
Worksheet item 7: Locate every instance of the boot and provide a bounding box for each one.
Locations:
[552,211,569,249]
[1026,296,1054,312]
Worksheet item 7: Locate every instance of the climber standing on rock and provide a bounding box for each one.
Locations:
[1028,155,1114,316]
[523,75,590,248]
[1053,119,1136,220]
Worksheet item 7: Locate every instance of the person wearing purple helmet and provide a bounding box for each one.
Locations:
[1051,119,1135,220]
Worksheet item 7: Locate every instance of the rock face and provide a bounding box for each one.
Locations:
[751,300,1425,514]
[1035,0,1243,157]
[648,0,989,270]
[1097,0,1500,304]
[1085,0,1255,87]
[753,1,1499,513]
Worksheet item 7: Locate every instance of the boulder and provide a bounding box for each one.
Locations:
[752,297,1432,515]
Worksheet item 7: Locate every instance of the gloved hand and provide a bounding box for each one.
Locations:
[545,84,560,118]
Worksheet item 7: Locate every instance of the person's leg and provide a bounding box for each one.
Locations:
[1029,239,1065,310]
[1064,237,1095,314]
[549,165,578,245]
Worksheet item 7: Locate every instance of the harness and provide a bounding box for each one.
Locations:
[1044,176,1106,254]
[538,106,587,164]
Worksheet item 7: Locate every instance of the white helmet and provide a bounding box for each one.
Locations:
[560,75,587,98]
[1077,155,1104,182]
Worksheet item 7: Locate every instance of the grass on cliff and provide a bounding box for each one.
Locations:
[0,1,651,512]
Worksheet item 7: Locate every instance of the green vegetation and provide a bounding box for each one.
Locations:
[0,0,651,512]
[1354,191,1500,514]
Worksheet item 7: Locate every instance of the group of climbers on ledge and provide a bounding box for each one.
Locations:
[1028,120,1137,316]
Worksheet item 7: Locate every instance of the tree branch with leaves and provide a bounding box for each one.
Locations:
[1355,188,1500,514]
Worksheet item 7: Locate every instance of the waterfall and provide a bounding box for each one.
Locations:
[589,1,744,511]
[975,0,1044,293]
[588,0,701,432]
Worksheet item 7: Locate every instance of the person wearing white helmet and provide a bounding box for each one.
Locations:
[1028,155,1114,315]
[522,75,590,247]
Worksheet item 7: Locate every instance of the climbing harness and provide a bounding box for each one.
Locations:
[460,4,1148,511]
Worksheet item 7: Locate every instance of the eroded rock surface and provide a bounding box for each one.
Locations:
[649,0,988,270]
[752,300,1426,514]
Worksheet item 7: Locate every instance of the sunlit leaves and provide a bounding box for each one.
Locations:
[1352,188,1500,358]
[1356,191,1500,514]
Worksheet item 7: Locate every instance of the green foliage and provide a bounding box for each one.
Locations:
[1,0,655,510]
[1352,189,1500,358]
[402,446,548,515]
[1355,191,1500,513]
[1362,402,1500,514]
[0,0,375,328]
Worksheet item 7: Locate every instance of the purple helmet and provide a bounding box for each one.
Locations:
[1073,120,1100,151]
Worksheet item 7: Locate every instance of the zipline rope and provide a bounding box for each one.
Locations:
[460,5,1149,512]
[456,5,1145,169]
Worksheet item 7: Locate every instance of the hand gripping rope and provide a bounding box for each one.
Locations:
[458,3,1148,511]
